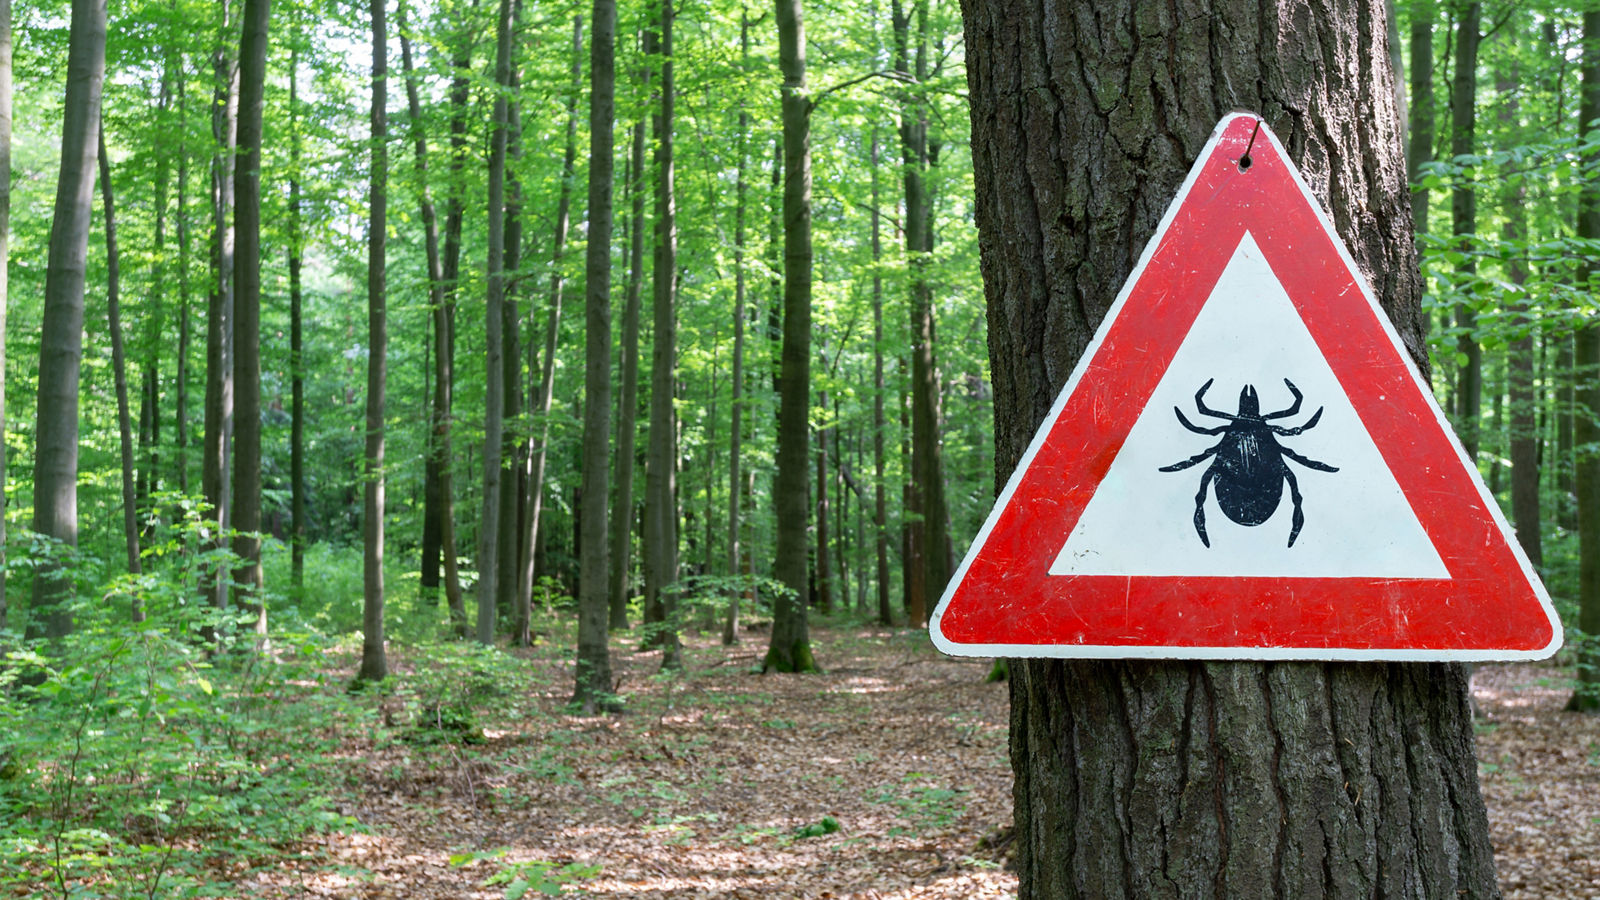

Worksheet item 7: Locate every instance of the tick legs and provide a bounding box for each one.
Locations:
[1284,467,1304,547]
[1159,444,1221,472]
[1193,467,1216,548]
[1263,378,1305,420]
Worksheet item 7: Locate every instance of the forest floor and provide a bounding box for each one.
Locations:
[147,626,1596,900]
[237,623,1018,899]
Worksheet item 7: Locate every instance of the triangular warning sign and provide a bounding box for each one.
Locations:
[931,112,1561,661]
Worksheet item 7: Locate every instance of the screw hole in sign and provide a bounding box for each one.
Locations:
[1237,118,1262,172]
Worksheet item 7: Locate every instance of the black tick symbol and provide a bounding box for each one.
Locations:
[1158,378,1338,548]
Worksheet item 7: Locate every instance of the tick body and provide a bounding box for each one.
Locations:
[1158,378,1338,548]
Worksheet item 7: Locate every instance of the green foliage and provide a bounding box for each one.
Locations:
[792,815,842,839]
[449,849,602,899]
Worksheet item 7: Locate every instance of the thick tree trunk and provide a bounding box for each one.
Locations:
[202,5,238,614]
[764,0,817,674]
[231,0,268,635]
[609,107,646,631]
[358,0,387,683]
[962,0,1499,892]
[1451,2,1481,458]
[478,0,515,646]
[644,0,682,670]
[98,126,142,594]
[499,17,526,643]
[520,14,582,640]
[573,0,617,713]
[30,0,105,639]
[1569,10,1600,712]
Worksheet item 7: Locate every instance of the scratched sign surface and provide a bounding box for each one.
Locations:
[929,113,1560,661]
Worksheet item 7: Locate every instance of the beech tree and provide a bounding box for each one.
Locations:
[30,0,106,639]
[358,0,388,684]
[962,0,1500,893]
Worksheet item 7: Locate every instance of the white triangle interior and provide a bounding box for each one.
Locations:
[1050,233,1449,579]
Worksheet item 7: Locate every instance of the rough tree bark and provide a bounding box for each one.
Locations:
[30,0,105,639]
[358,0,388,683]
[573,0,617,713]
[961,0,1501,892]
[764,0,817,674]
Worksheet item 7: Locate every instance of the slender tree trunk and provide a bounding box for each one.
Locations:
[1451,2,1481,458]
[399,4,465,636]
[499,9,526,642]
[30,0,105,639]
[870,129,890,625]
[478,0,515,646]
[723,10,752,646]
[1407,0,1433,235]
[815,390,831,614]
[1569,9,1600,712]
[644,0,682,670]
[965,0,1500,891]
[520,13,583,639]
[609,104,646,631]
[764,0,817,673]
[0,0,10,633]
[230,0,269,636]
[99,125,142,595]
[288,45,305,594]
[1500,62,1541,570]
[358,0,388,683]
[573,0,617,713]
[175,77,190,498]
[202,4,238,614]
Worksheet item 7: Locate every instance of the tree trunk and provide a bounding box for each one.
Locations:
[609,105,646,631]
[871,127,890,626]
[644,0,682,670]
[358,0,388,683]
[499,12,526,643]
[98,125,142,595]
[289,45,305,594]
[895,0,951,607]
[201,4,237,614]
[1407,0,1433,235]
[519,13,583,640]
[0,0,9,633]
[1500,61,1541,570]
[815,389,831,615]
[478,0,515,646]
[30,0,105,639]
[573,0,617,713]
[764,0,817,674]
[175,76,190,499]
[406,10,467,636]
[724,10,752,646]
[1569,9,1600,712]
[231,0,268,635]
[1451,2,1481,458]
[962,0,1500,892]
